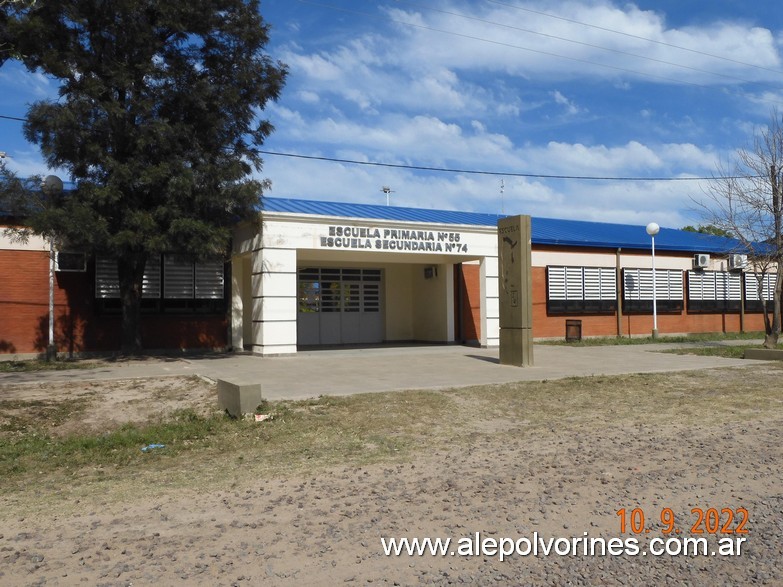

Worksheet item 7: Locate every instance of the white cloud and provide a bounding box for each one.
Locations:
[551,90,581,115]
[0,66,55,100]
[296,90,320,104]
[379,2,781,85]
[746,90,783,115]
[5,0,766,232]
[264,0,765,228]
[259,145,705,227]
[283,51,345,83]
[527,140,661,173]
[273,1,783,160]
[3,150,68,179]
[657,143,717,170]
[260,99,724,226]
[270,108,515,166]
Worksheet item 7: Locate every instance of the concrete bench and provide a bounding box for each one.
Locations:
[217,379,264,418]
[744,348,783,361]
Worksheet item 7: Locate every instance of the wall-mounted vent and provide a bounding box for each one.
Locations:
[693,253,710,269]
[55,251,86,272]
[727,254,747,271]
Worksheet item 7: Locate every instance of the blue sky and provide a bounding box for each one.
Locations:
[2,0,782,227]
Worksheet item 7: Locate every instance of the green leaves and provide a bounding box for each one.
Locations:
[9,0,287,251]
[2,0,287,349]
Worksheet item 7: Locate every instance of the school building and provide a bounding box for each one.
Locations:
[0,197,769,357]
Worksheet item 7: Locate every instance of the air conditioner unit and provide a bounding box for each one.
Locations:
[728,254,747,271]
[54,251,87,272]
[693,253,710,269]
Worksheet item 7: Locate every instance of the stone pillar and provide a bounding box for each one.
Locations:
[498,215,534,366]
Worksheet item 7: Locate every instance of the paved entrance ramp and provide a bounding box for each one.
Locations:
[195,345,748,400]
[0,344,753,401]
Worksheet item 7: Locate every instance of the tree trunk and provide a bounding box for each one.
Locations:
[770,164,782,349]
[764,332,779,348]
[759,272,773,340]
[117,254,147,355]
[770,267,783,349]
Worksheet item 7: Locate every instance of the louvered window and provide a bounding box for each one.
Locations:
[163,255,194,299]
[687,271,741,313]
[143,256,162,298]
[96,255,163,299]
[194,260,224,299]
[622,268,683,313]
[546,266,616,314]
[95,254,224,314]
[744,272,777,313]
[95,257,121,299]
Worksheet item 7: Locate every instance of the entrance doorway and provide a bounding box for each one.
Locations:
[297,267,384,345]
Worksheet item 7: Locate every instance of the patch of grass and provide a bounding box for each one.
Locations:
[538,331,765,347]
[442,366,783,432]
[3,365,783,513]
[0,396,94,433]
[253,398,272,414]
[0,359,100,373]
[0,389,453,482]
[658,345,751,359]
[0,408,236,477]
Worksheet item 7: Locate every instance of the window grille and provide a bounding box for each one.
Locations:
[546,266,616,314]
[622,268,683,314]
[297,268,382,313]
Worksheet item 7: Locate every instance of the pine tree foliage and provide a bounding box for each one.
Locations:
[1,0,287,352]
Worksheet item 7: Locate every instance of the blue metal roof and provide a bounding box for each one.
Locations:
[261,196,505,227]
[260,197,744,254]
[532,216,741,254]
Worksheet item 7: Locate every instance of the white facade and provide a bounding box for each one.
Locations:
[233,211,499,356]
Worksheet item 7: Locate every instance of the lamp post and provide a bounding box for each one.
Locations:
[41,175,64,361]
[381,186,394,206]
[646,222,660,339]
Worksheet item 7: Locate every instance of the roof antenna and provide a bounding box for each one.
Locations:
[381,185,394,206]
[500,179,505,214]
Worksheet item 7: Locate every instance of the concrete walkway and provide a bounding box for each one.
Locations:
[0,342,763,400]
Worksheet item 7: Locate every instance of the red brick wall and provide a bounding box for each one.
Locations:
[0,250,227,355]
[531,266,766,339]
[3,246,768,355]
[0,249,56,354]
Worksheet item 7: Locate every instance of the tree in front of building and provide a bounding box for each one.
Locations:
[0,160,40,221]
[698,110,783,348]
[0,0,287,353]
[681,224,735,239]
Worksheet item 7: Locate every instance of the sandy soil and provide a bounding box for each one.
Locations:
[1,376,781,586]
[0,376,216,437]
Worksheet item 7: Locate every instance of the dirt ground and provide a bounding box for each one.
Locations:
[0,375,216,437]
[1,369,782,586]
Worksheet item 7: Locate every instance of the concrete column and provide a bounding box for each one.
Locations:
[250,247,298,355]
[481,255,500,347]
[230,255,245,350]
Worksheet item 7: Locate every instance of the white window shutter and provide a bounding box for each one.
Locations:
[164,255,194,299]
